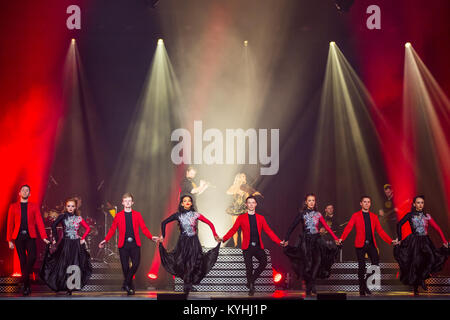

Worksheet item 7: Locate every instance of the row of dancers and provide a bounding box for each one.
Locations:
[6,184,449,296]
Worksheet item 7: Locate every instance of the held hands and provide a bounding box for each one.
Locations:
[392,238,400,246]
[335,239,343,246]
[215,236,223,243]
[43,238,50,245]
[8,241,14,250]
[52,240,57,245]
[280,240,288,247]
[98,240,106,248]
[444,242,449,248]
[151,236,161,243]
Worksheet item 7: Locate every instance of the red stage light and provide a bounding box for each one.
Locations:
[147,273,158,280]
[273,271,283,283]
[12,272,21,277]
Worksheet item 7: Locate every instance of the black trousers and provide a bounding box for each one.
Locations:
[243,245,267,285]
[119,241,141,288]
[15,235,37,288]
[355,242,379,291]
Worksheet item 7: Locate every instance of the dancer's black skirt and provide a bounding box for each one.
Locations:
[284,233,339,280]
[159,234,220,285]
[394,234,449,286]
[39,238,92,292]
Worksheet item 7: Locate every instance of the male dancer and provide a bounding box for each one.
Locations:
[7,184,50,295]
[337,196,398,296]
[219,196,283,296]
[99,193,159,295]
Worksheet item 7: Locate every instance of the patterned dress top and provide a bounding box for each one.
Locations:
[52,212,90,242]
[161,210,218,238]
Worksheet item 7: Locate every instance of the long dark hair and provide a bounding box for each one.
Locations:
[300,193,318,212]
[410,195,425,212]
[178,195,196,212]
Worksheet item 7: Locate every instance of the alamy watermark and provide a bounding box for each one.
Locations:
[171,121,279,175]
[366,265,381,290]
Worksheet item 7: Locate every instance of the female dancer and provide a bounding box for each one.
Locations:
[159,195,221,293]
[40,198,92,295]
[394,195,449,295]
[283,193,339,296]
[226,173,262,247]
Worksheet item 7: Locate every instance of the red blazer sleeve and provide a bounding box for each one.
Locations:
[105,215,118,242]
[261,216,282,244]
[6,204,14,241]
[428,215,447,243]
[198,214,218,238]
[137,213,153,239]
[79,219,91,240]
[340,214,355,241]
[223,216,242,243]
[374,215,392,244]
[319,215,338,241]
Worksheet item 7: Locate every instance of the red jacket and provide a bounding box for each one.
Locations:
[7,202,47,241]
[223,212,281,250]
[340,210,392,248]
[104,210,153,248]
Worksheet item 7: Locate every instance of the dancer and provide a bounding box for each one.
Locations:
[220,196,283,296]
[6,184,50,296]
[159,195,221,294]
[283,194,339,296]
[40,198,92,295]
[337,196,398,296]
[225,173,262,247]
[99,193,159,295]
[394,195,449,295]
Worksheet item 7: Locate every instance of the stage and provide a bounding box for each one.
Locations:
[0,290,449,300]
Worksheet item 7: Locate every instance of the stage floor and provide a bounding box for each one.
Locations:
[0,290,449,300]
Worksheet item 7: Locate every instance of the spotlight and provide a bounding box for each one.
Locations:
[405,42,411,48]
[157,39,164,45]
[330,41,336,46]
[71,38,76,43]
[334,0,355,12]
[11,272,21,277]
[147,273,158,280]
[244,40,248,47]
[273,272,283,283]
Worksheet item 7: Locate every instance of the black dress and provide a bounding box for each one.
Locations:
[159,210,220,286]
[39,212,92,292]
[284,209,339,283]
[394,211,449,287]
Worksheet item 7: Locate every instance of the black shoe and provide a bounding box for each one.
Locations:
[22,286,31,296]
[190,286,198,292]
[183,284,191,294]
[421,280,427,291]
[311,284,317,295]
[66,290,72,296]
[305,290,312,297]
[364,286,372,295]
[248,282,255,296]
[124,285,134,295]
[359,291,366,297]
[414,288,419,296]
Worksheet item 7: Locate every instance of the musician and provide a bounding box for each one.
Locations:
[225,173,262,247]
[378,184,398,235]
[99,193,159,295]
[319,204,336,243]
[6,185,50,296]
[180,166,209,202]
